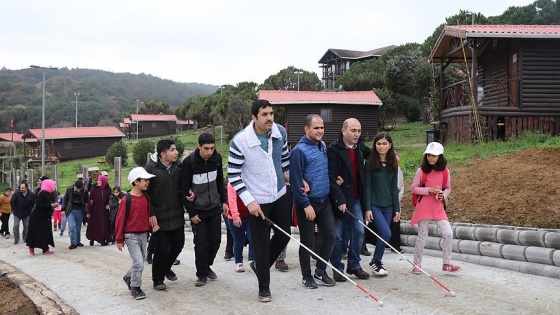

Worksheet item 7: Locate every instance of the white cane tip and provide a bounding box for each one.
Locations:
[450,291,457,297]
[378,300,384,306]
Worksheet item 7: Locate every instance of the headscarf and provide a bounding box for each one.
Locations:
[98,175,109,190]
[39,179,56,194]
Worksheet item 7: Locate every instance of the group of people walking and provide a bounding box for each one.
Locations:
[0,172,125,256]
[1,98,460,303]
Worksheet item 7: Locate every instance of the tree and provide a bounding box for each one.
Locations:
[132,139,155,167]
[335,58,385,91]
[259,66,322,91]
[105,140,128,167]
[223,96,251,141]
[141,100,172,115]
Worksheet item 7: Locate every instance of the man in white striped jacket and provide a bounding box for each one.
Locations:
[228,100,291,303]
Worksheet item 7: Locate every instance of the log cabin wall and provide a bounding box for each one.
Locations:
[284,104,379,147]
[53,137,123,161]
[520,40,560,109]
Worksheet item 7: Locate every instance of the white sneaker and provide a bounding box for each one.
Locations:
[369,261,388,276]
[235,263,245,273]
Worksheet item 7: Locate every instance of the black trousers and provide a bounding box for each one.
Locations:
[192,211,222,278]
[0,213,10,235]
[223,214,233,255]
[248,194,291,292]
[295,198,336,277]
[152,226,185,283]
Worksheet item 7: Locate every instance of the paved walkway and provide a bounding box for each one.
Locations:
[1,224,559,315]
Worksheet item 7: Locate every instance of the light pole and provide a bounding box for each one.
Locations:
[294,71,303,91]
[30,65,58,176]
[136,100,139,141]
[74,92,80,127]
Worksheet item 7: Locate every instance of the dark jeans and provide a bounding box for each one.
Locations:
[248,194,291,292]
[152,227,185,283]
[295,198,336,277]
[0,213,10,235]
[330,200,365,271]
[192,210,222,278]
[223,214,233,256]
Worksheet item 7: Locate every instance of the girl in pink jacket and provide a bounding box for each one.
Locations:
[227,182,255,272]
[410,142,461,273]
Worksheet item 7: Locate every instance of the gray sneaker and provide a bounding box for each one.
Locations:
[153,281,166,291]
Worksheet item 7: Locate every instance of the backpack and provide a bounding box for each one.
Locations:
[124,192,149,222]
[412,168,449,207]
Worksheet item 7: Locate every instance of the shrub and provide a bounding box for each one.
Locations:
[133,140,155,167]
[105,140,128,167]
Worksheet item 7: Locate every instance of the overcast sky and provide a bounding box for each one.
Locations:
[1,0,536,86]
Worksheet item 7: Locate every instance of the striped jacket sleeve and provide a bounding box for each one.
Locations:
[227,138,253,206]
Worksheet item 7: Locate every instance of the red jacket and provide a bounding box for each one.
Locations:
[114,194,150,244]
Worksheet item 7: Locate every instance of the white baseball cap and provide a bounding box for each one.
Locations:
[424,142,444,156]
[127,167,155,184]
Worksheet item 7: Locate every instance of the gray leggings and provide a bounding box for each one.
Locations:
[413,220,453,266]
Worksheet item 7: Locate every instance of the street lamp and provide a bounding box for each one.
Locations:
[30,65,58,176]
[74,92,80,127]
[136,100,139,141]
[294,71,303,91]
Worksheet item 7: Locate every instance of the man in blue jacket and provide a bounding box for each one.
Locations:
[290,114,336,289]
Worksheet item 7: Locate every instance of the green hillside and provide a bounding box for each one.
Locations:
[0,67,217,133]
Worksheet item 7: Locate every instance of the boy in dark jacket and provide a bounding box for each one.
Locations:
[10,182,36,244]
[180,133,228,287]
[116,167,156,300]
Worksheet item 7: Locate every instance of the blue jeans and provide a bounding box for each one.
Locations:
[227,218,255,264]
[330,200,365,271]
[371,205,393,263]
[68,208,84,246]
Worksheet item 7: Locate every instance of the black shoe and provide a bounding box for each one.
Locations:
[195,276,207,287]
[302,275,318,289]
[361,244,372,256]
[153,281,166,291]
[165,270,177,281]
[77,242,84,247]
[224,252,233,260]
[313,270,336,286]
[131,287,146,300]
[173,259,180,265]
[333,271,346,282]
[258,289,272,302]
[369,261,389,276]
[208,268,217,280]
[146,252,153,264]
[123,275,131,290]
[69,244,77,249]
[347,267,370,279]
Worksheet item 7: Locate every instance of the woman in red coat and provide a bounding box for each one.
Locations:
[86,175,113,246]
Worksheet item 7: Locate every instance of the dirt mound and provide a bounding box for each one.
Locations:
[401,147,560,229]
[0,277,38,315]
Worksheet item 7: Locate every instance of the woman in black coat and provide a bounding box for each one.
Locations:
[26,179,57,255]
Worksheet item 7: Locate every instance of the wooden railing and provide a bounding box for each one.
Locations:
[441,79,517,109]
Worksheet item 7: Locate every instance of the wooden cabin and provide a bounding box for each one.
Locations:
[22,126,125,162]
[430,25,560,143]
[130,114,178,138]
[258,90,382,146]
[318,46,396,90]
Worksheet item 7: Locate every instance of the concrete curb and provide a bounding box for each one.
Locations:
[0,260,78,315]
[400,220,560,279]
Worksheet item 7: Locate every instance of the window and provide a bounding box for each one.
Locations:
[152,122,157,128]
[64,141,72,149]
[320,108,332,122]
